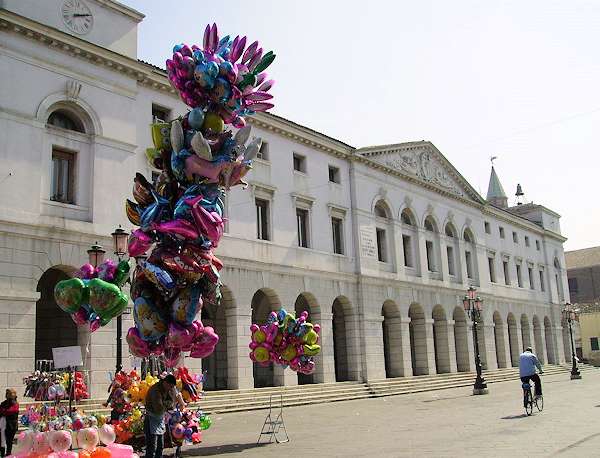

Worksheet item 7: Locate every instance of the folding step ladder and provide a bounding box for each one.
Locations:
[257,393,289,444]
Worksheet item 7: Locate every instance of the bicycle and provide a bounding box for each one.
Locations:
[522,377,544,416]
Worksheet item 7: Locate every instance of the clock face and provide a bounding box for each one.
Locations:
[62,0,93,35]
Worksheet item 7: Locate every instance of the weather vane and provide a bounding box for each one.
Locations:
[490,156,498,165]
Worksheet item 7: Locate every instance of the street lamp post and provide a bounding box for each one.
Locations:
[463,286,488,395]
[562,303,581,380]
[111,225,130,374]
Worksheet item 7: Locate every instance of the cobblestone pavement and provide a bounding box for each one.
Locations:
[166,370,600,457]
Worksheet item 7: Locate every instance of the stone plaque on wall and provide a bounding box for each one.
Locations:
[360,225,377,258]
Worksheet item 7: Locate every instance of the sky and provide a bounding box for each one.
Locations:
[122,0,600,251]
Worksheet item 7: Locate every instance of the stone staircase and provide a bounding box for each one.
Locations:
[19,364,597,418]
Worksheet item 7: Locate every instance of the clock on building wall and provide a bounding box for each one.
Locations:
[62,0,94,35]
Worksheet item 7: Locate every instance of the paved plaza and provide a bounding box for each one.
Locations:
[168,370,600,457]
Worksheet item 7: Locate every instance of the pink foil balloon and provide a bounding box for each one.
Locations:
[127,229,153,257]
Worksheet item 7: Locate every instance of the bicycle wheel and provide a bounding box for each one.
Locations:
[535,395,543,412]
[524,390,533,416]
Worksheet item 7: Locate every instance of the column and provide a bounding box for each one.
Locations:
[399,318,413,377]
[362,315,386,381]
[447,319,458,373]
[556,325,567,364]
[535,326,548,364]
[383,316,406,378]
[484,324,498,370]
[458,239,469,286]
[312,311,335,383]
[226,308,253,389]
[416,229,428,278]
[466,322,475,372]
[515,323,524,355]
[502,323,512,368]
[424,319,437,375]
[440,240,449,281]
[393,222,406,277]
[346,313,363,382]
[274,364,297,386]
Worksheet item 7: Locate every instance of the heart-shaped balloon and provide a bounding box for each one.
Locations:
[88,278,127,315]
[54,278,87,314]
[126,327,151,357]
[166,322,197,349]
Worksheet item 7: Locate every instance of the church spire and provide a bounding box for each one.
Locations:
[486,162,508,208]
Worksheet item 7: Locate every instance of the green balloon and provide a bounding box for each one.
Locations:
[200,416,212,430]
[113,260,131,287]
[88,278,123,315]
[54,278,86,314]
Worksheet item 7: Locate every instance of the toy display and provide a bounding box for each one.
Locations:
[23,371,89,402]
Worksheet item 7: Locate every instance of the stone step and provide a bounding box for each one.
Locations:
[19,364,597,417]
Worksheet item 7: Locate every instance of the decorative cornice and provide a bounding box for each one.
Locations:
[90,0,145,22]
[247,113,353,159]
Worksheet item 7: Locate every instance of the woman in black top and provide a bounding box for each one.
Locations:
[0,388,19,457]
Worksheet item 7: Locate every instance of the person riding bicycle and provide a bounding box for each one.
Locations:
[519,346,543,401]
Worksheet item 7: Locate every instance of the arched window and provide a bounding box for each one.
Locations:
[423,216,438,272]
[374,201,390,219]
[463,228,476,280]
[374,200,391,263]
[424,216,437,232]
[47,109,85,133]
[554,257,564,301]
[401,209,414,226]
[444,223,458,276]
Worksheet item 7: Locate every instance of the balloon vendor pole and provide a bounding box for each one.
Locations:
[67,366,74,414]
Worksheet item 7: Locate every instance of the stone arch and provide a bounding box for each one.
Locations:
[35,265,86,367]
[372,197,394,220]
[507,313,519,366]
[544,316,556,364]
[453,307,470,372]
[37,92,102,136]
[200,285,234,390]
[400,207,417,226]
[251,288,281,388]
[295,292,320,384]
[520,314,531,350]
[382,300,403,378]
[532,315,545,364]
[332,296,356,382]
[444,222,457,238]
[562,318,572,362]
[409,303,429,375]
[493,311,508,368]
[423,214,439,232]
[432,305,451,373]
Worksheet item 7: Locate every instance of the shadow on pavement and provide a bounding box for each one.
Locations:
[176,443,269,456]
[500,414,529,420]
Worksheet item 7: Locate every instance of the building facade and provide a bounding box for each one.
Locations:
[0,0,570,397]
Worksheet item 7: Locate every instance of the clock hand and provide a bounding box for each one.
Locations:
[73,13,92,17]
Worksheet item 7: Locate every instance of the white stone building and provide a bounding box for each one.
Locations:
[0,0,570,397]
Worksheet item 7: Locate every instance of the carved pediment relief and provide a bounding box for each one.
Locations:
[370,147,466,197]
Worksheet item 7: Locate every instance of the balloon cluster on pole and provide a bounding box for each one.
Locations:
[124,24,276,366]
